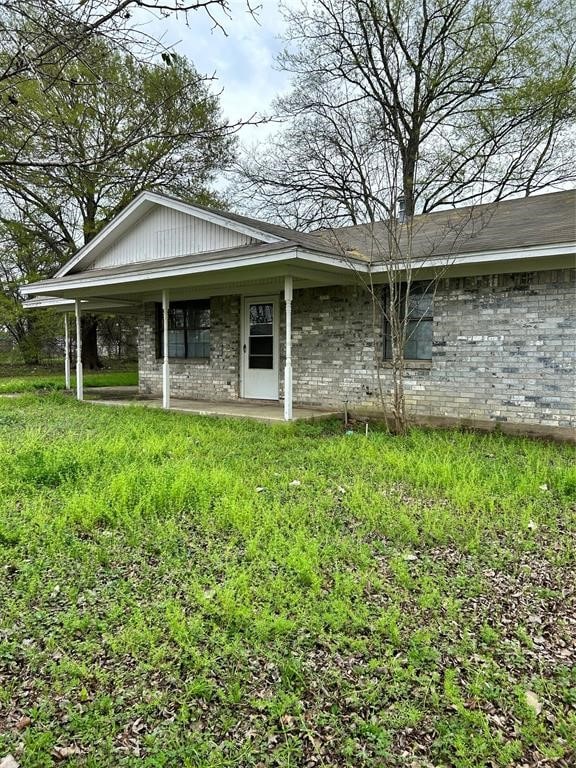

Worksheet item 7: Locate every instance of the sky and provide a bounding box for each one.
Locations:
[134,2,290,143]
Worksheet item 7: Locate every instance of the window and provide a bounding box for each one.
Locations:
[383,282,433,361]
[156,300,210,359]
[248,302,274,370]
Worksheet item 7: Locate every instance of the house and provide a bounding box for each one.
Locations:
[22,189,575,438]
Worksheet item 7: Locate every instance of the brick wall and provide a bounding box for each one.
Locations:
[137,269,575,431]
[138,295,240,400]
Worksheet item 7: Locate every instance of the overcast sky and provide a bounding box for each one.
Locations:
[136,2,290,141]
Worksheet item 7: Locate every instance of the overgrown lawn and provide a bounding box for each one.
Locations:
[0,395,574,767]
[0,370,137,393]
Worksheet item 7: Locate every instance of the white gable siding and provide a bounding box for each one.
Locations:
[86,206,257,270]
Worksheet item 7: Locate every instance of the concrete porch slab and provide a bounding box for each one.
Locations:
[82,386,341,423]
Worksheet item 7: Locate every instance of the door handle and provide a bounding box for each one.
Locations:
[243,343,247,353]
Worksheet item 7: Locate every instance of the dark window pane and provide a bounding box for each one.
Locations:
[169,307,186,330]
[189,308,210,329]
[156,300,211,359]
[250,323,273,336]
[188,329,210,358]
[407,289,433,319]
[187,341,210,358]
[168,329,186,357]
[249,337,273,355]
[249,355,273,369]
[189,328,210,344]
[383,282,433,360]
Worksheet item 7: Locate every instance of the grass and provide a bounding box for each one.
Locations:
[0,368,138,393]
[0,394,574,767]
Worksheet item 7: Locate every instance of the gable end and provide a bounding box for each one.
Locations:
[85,206,258,271]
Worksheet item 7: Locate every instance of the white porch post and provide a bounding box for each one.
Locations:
[162,289,170,409]
[284,276,293,421]
[64,313,71,390]
[74,299,83,401]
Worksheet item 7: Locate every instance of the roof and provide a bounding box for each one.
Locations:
[55,190,338,278]
[22,189,575,303]
[319,190,576,261]
[27,241,299,291]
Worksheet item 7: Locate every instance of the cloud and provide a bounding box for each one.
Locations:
[132,2,289,136]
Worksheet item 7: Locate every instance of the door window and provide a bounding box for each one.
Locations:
[248,303,274,369]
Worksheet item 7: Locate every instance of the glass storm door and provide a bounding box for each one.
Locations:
[243,297,279,399]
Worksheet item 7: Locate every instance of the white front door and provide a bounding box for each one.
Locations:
[242,296,279,400]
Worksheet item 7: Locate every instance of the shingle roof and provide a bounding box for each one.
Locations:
[315,190,576,261]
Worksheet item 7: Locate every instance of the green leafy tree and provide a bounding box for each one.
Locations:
[1,0,251,171]
[0,221,62,364]
[0,35,236,366]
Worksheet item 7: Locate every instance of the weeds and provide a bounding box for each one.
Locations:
[0,395,574,767]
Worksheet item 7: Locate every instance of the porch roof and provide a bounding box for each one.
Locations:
[22,241,361,310]
[21,189,575,312]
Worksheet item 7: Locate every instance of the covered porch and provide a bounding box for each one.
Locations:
[21,191,365,420]
[24,265,358,422]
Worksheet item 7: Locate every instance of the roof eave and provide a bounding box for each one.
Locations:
[22,246,358,297]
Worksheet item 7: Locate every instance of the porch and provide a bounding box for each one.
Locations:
[21,192,364,420]
[82,386,341,423]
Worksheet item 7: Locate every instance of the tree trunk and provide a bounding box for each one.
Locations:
[81,314,101,370]
[401,129,421,218]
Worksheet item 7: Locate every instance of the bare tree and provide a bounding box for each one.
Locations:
[235,0,576,226]
[231,0,575,432]
[320,147,483,434]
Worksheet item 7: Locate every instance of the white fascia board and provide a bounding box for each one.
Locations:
[55,191,286,279]
[54,192,152,278]
[24,247,360,296]
[25,250,302,295]
[22,297,75,309]
[370,242,576,273]
[22,296,139,311]
[286,248,368,273]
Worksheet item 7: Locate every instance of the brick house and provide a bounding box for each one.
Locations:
[23,189,575,438]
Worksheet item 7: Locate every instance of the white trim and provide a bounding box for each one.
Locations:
[24,241,575,299]
[22,296,139,310]
[55,191,285,278]
[74,299,83,401]
[370,242,576,273]
[239,296,245,398]
[64,314,71,390]
[162,289,170,410]
[283,276,293,421]
[143,193,284,244]
[23,248,356,296]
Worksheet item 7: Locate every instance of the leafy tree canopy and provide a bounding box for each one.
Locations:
[0,26,236,363]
